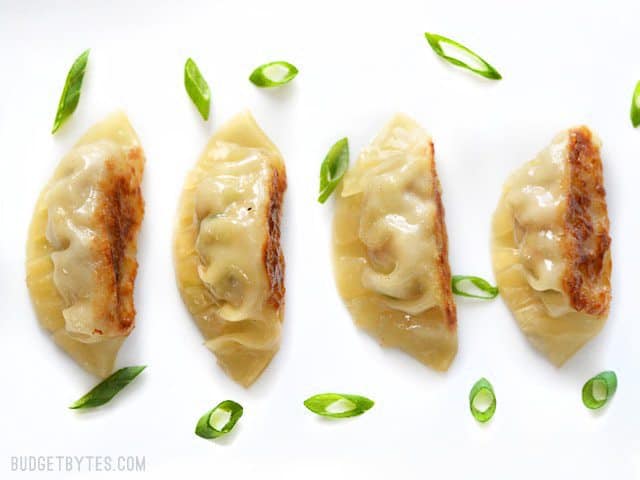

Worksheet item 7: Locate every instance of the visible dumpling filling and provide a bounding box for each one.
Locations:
[194,149,273,322]
[333,113,457,371]
[174,111,286,387]
[26,112,145,377]
[492,126,611,365]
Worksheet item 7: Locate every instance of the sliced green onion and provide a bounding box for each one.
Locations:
[51,49,90,134]
[631,81,640,127]
[304,393,373,418]
[184,58,211,120]
[469,378,496,423]
[452,275,499,299]
[195,400,243,439]
[249,61,298,87]
[424,33,501,80]
[69,366,146,409]
[582,371,617,410]
[318,138,349,203]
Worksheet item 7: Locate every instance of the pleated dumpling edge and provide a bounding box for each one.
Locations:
[173,111,286,387]
[333,113,457,371]
[26,111,146,377]
[491,126,611,366]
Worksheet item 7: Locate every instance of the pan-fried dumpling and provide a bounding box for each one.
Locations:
[333,113,457,371]
[174,111,286,387]
[26,111,145,377]
[492,126,611,365]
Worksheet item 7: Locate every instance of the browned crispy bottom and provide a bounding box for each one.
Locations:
[263,165,287,311]
[93,146,145,336]
[430,142,457,331]
[562,127,611,316]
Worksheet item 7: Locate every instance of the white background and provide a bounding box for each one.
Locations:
[0,0,638,478]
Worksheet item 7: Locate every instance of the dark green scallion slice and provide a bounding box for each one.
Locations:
[52,49,90,134]
[582,371,617,410]
[69,366,146,409]
[318,137,349,203]
[195,400,243,439]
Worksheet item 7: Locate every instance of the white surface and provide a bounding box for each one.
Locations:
[0,0,638,478]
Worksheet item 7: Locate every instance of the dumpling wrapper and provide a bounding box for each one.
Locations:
[174,111,286,387]
[333,113,457,371]
[492,126,611,365]
[26,111,145,377]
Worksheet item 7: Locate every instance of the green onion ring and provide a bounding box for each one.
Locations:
[424,33,501,80]
[195,400,243,439]
[469,378,496,423]
[303,393,374,418]
[582,371,617,410]
[249,61,298,87]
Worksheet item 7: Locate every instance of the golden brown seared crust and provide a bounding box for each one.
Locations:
[430,142,457,330]
[94,147,145,336]
[263,165,287,311]
[562,127,611,316]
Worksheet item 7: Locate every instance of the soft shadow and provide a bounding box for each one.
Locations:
[586,404,612,418]
[471,417,495,429]
[433,57,503,87]
[310,414,368,427]
[208,424,242,446]
[454,296,501,310]
[256,82,299,105]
